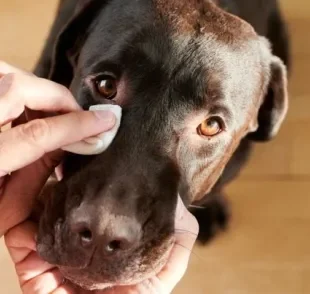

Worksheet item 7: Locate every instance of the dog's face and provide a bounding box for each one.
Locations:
[37,0,288,290]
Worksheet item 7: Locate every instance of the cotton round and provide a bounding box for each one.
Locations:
[62,104,122,155]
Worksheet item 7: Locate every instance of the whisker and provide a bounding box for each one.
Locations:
[174,228,199,237]
[174,242,206,262]
[188,204,205,210]
[150,263,158,278]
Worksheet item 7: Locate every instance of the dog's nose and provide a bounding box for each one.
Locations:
[69,212,140,254]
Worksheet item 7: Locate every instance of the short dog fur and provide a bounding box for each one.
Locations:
[35,0,290,290]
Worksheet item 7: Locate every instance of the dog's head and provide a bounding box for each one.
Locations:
[37,0,288,290]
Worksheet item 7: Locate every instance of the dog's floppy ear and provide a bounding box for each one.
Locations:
[49,0,103,87]
[248,55,289,141]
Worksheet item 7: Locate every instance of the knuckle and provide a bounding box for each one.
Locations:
[20,119,50,146]
[4,232,12,247]
[58,84,73,100]
[53,83,77,105]
[0,70,19,84]
[3,72,19,88]
[7,72,18,80]
[4,227,17,247]
[48,82,79,110]
[0,62,29,76]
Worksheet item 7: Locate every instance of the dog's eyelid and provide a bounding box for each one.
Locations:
[88,60,122,77]
[207,109,231,128]
[87,72,118,81]
[204,114,227,130]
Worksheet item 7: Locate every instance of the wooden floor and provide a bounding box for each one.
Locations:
[0,1,309,293]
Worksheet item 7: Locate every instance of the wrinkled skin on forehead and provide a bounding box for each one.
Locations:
[35,0,289,290]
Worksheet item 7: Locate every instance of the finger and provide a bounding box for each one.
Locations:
[16,251,57,283]
[51,283,76,294]
[62,104,122,155]
[22,268,63,294]
[0,61,33,77]
[0,110,115,174]
[0,155,61,235]
[0,62,44,125]
[157,199,199,292]
[5,221,37,263]
[0,72,80,126]
[4,221,63,293]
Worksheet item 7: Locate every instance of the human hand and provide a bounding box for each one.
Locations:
[0,62,116,236]
[5,196,198,294]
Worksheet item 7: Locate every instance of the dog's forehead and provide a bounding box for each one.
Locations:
[153,0,269,108]
[154,0,267,98]
[155,0,255,40]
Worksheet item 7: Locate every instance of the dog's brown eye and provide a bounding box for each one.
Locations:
[198,117,223,137]
[95,77,117,99]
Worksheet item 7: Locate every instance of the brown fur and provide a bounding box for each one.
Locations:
[34,0,290,289]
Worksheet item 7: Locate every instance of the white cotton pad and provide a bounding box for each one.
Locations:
[62,104,122,155]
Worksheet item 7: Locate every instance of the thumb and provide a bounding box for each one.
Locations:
[157,196,199,292]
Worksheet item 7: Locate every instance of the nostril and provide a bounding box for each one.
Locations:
[106,240,122,252]
[106,239,126,253]
[79,229,93,244]
[70,220,93,247]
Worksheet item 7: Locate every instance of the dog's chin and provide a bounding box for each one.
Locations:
[58,242,174,291]
[60,268,147,291]
[59,268,114,291]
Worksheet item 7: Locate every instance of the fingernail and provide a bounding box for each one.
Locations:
[94,110,116,126]
[0,74,12,96]
[84,136,101,145]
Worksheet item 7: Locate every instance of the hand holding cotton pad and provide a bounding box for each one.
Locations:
[62,104,122,155]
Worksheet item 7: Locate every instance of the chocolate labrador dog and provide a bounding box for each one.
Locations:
[34,0,290,290]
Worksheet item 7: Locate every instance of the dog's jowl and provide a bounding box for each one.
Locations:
[35,0,290,290]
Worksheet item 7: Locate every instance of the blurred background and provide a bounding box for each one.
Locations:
[0,0,309,293]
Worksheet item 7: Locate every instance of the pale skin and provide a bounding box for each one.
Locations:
[0,63,199,294]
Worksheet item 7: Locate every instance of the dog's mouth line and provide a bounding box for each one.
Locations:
[86,245,97,268]
[59,242,175,288]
